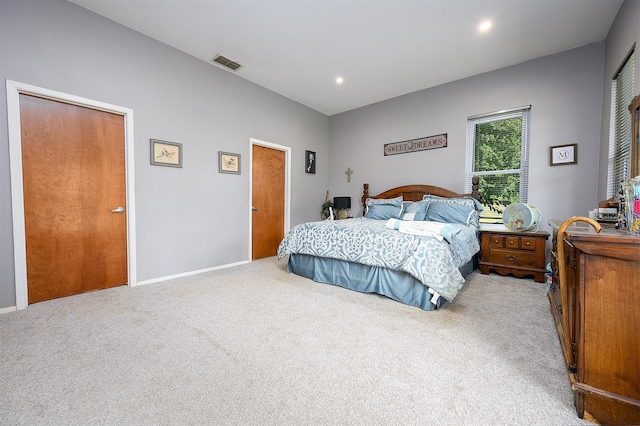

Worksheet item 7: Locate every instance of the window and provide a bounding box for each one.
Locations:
[607,49,635,198]
[465,106,531,223]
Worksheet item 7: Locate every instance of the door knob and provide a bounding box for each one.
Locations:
[111,206,125,213]
[252,207,258,211]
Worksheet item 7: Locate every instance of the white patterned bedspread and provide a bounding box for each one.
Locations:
[277,218,479,302]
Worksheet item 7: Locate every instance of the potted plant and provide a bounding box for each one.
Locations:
[321,200,333,220]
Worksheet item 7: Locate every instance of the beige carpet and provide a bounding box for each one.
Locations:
[0,257,591,425]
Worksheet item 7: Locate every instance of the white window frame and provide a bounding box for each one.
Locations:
[465,106,531,218]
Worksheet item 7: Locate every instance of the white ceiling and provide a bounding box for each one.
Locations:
[70,0,623,116]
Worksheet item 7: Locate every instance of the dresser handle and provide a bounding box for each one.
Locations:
[506,255,517,261]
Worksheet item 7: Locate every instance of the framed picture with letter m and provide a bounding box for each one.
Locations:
[549,144,577,166]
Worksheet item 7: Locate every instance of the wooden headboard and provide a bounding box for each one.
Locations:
[361,176,480,215]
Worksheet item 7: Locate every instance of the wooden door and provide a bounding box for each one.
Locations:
[252,145,285,259]
[20,94,128,303]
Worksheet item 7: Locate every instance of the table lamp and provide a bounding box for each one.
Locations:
[333,196,351,220]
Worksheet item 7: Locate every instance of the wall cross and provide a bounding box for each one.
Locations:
[345,167,353,182]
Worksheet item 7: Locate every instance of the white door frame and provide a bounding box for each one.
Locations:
[6,80,137,310]
[249,138,291,261]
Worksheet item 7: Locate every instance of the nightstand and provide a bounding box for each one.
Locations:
[478,225,549,282]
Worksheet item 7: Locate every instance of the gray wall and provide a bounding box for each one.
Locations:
[2,0,637,310]
[599,0,640,200]
[329,43,606,234]
[0,0,329,308]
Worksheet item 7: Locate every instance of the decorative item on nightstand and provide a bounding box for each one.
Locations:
[502,203,541,232]
[333,196,351,220]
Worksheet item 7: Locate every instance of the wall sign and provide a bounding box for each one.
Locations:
[384,133,447,156]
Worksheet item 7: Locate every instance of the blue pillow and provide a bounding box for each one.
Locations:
[425,201,478,226]
[422,194,483,211]
[422,195,481,227]
[400,200,429,221]
[365,196,403,220]
[401,212,427,221]
[366,196,403,207]
[365,203,403,220]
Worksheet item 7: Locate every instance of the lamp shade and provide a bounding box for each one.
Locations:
[333,196,351,210]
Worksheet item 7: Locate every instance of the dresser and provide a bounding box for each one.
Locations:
[548,219,640,424]
[478,226,549,282]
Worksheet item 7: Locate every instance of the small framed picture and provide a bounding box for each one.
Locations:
[305,150,316,174]
[550,143,577,166]
[150,139,182,167]
[219,151,241,174]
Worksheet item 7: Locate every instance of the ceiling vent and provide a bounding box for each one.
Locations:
[211,54,242,71]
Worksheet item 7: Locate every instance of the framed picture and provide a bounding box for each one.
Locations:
[549,143,577,166]
[150,139,182,167]
[219,151,241,174]
[305,150,316,174]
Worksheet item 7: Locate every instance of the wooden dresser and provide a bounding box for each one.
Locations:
[548,219,640,424]
[478,226,549,282]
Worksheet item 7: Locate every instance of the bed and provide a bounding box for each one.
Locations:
[277,180,482,310]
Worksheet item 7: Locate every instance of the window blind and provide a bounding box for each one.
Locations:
[608,50,635,198]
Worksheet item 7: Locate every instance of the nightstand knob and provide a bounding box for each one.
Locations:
[509,241,515,245]
[506,255,517,261]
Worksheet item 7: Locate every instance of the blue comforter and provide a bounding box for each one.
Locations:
[277,218,479,302]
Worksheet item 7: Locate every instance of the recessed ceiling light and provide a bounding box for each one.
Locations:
[336,77,344,84]
[479,20,492,32]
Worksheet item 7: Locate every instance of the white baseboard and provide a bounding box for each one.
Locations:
[0,305,18,315]
[0,260,252,314]
[135,259,251,286]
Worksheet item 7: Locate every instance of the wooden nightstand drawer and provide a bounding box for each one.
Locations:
[505,236,519,248]
[520,237,536,251]
[490,235,505,247]
[489,234,537,250]
[490,248,535,267]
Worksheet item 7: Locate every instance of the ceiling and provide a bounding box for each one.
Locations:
[69,0,623,116]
